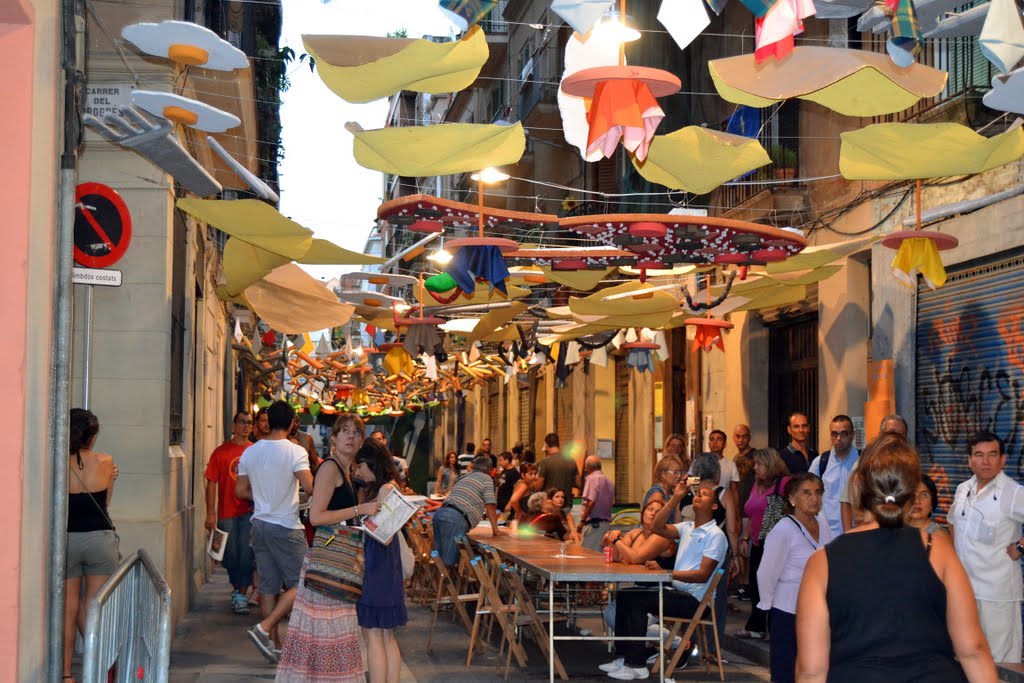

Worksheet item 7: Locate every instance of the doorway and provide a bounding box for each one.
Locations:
[768,314,818,449]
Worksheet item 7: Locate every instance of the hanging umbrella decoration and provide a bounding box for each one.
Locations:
[559,0,681,162]
[395,275,445,356]
[621,331,660,372]
[685,269,736,353]
[443,167,518,295]
[882,180,959,289]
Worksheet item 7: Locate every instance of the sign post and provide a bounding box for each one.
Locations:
[74,182,132,408]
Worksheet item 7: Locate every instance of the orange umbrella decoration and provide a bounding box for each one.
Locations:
[685,271,735,353]
[882,180,958,289]
[560,0,681,162]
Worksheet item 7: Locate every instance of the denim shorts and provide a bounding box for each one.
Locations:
[251,519,306,594]
[67,530,119,578]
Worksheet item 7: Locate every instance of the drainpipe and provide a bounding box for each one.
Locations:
[48,0,84,679]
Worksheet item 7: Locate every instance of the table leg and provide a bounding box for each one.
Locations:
[658,582,664,683]
[549,579,555,683]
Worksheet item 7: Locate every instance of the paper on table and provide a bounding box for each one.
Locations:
[207,527,228,562]
[363,488,418,544]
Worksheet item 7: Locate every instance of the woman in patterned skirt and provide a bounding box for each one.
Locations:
[276,415,381,682]
[353,438,406,683]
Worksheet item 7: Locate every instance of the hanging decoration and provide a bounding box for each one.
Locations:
[979,0,1024,74]
[632,126,771,194]
[302,26,488,104]
[754,0,816,62]
[708,48,947,116]
[121,20,248,71]
[883,181,959,289]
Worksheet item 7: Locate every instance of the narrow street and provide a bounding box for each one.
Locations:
[170,569,771,682]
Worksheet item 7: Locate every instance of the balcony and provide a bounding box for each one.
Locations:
[518,80,561,131]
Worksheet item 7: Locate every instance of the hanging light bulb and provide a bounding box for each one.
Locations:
[592,9,641,44]
[427,248,453,264]
[470,167,511,183]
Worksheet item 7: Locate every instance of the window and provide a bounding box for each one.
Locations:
[169,210,188,444]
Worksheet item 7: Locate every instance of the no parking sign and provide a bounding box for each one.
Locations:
[73,182,132,269]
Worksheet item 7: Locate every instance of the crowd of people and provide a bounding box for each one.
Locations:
[183,403,1024,683]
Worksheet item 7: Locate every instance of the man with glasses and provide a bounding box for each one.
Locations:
[809,415,859,537]
[949,431,1024,663]
[204,411,257,614]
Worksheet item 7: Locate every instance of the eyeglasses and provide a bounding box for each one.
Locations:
[830,430,851,438]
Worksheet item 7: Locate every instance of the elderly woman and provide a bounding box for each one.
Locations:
[757,472,831,683]
[907,473,946,535]
[643,456,685,525]
[737,447,790,639]
[797,436,997,682]
[522,491,569,540]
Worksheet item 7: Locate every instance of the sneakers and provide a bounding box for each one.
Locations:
[247,624,279,663]
[231,590,250,615]
[608,665,650,680]
[600,658,625,673]
[736,585,751,601]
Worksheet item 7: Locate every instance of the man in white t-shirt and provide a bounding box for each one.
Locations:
[236,400,314,663]
[694,429,740,501]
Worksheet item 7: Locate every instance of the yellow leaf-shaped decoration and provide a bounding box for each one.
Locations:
[632,127,770,194]
[840,123,1024,180]
[223,238,291,296]
[245,263,354,334]
[299,239,386,266]
[303,26,488,104]
[347,121,526,177]
[176,198,313,259]
[709,47,948,117]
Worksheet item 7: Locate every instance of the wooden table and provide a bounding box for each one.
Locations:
[468,527,672,682]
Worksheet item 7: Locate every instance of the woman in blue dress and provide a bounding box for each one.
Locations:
[352,438,406,683]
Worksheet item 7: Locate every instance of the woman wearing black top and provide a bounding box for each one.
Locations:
[64,409,118,683]
[276,414,381,681]
[796,434,997,683]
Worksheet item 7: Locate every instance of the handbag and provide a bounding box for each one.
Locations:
[758,479,787,542]
[303,525,365,603]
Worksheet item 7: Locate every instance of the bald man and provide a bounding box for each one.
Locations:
[578,456,615,551]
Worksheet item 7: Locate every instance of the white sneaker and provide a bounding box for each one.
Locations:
[646,651,662,666]
[608,666,650,680]
[599,658,625,673]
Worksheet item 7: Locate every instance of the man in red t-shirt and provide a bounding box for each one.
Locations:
[205,411,256,614]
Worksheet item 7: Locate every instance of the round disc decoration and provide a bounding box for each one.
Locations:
[73,183,133,268]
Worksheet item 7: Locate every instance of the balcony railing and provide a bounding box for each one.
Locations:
[518,80,559,122]
[480,0,509,34]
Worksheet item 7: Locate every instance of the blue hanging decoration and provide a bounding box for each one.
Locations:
[623,341,659,373]
[444,245,510,295]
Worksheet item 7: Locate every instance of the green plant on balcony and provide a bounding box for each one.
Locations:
[769,144,798,181]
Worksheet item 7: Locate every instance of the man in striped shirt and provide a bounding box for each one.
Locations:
[433,454,501,567]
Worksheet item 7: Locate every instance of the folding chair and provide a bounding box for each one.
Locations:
[496,557,569,680]
[466,555,529,674]
[661,568,726,680]
[425,550,478,653]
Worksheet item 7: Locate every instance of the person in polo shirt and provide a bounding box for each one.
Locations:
[600,480,727,680]
[433,453,501,567]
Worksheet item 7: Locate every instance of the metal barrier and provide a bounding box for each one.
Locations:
[82,548,172,683]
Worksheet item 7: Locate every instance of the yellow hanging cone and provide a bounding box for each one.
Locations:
[346,121,526,177]
[383,346,415,377]
[632,126,770,194]
[891,237,947,289]
[303,26,488,104]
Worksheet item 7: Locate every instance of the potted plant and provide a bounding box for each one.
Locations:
[769,145,798,181]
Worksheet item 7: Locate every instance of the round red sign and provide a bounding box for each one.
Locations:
[73,182,132,269]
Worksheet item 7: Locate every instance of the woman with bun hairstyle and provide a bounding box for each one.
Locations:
[796,434,997,683]
[64,408,118,683]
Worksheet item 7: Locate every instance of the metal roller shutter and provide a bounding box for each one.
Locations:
[518,383,530,446]
[916,251,1024,519]
[615,359,631,503]
[488,379,500,448]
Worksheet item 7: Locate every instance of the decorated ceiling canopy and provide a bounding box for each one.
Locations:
[302,26,488,104]
[504,246,637,270]
[632,126,771,194]
[378,193,559,233]
[839,122,1024,179]
[561,213,807,268]
[709,48,948,116]
[346,121,526,176]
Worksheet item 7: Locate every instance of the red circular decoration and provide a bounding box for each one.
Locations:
[636,260,667,270]
[630,243,664,253]
[560,65,682,99]
[378,342,404,352]
[409,219,444,234]
[446,237,520,253]
[715,253,751,264]
[880,230,959,251]
[752,249,788,263]
[552,259,587,271]
[629,222,667,239]
[73,182,133,268]
[684,317,735,330]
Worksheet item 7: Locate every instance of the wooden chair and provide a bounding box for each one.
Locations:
[466,554,529,676]
[661,568,726,680]
[425,549,478,653]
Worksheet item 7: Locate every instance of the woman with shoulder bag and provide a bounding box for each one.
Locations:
[353,439,407,683]
[736,448,790,640]
[276,415,381,682]
[64,409,119,683]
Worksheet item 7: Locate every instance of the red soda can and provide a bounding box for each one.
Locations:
[603,545,613,563]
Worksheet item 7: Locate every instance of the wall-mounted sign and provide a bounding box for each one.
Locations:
[84,83,135,118]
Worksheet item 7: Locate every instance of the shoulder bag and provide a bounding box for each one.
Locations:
[758,478,787,542]
[303,459,365,602]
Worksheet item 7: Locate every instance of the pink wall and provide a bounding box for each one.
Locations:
[0,0,35,678]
